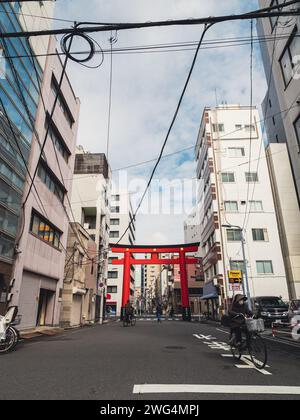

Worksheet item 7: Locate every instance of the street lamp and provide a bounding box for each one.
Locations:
[222,224,252,311]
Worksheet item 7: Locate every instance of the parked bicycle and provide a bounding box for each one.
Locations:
[0,307,20,354]
[230,314,268,370]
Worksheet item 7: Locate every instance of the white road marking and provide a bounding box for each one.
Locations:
[193,334,217,341]
[221,354,272,376]
[217,328,230,335]
[133,384,300,395]
[205,341,230,351]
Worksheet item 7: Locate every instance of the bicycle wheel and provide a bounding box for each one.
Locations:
[9,327,19,350]
[231,344,242,361]
[0,327,16,354]
[248,334,268,370]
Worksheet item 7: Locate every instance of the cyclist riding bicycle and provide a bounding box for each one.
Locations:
[229,294,253,347]
[124,301,134,323]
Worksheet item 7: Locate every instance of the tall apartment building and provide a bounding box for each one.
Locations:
[0,2,55,315]
[71,149,111,322]
[257,1,300,299]
[107,191,136,316]
[195,105,289,318]
[10,33,80,329]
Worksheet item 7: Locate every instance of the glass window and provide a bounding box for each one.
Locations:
[37,162,65,203]
[228,148,245,158]
[212,123,224,132]
[246,172,259,183]
[109,231,119,239]
[257,261,274,274]
[111,195,120,201]
[280,28,300,86]
[0,233,14,259]
[230,260,246,273]
[252,229,269,242]
[111,206,120,213]
[30,212,61,249]
[0,205,18,236]
[221,172,235,183]
[108,272,118,279]
[250,201,263,212]
[224,201,238,212]
[227,229,242,242]
[110,219,120,226]
[107,286,118,293]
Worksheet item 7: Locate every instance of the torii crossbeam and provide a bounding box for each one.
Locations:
[110,243,200,321]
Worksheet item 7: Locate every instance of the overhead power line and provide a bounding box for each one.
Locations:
[0,1,299,39]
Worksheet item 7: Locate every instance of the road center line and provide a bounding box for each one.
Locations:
[133,384,300,395]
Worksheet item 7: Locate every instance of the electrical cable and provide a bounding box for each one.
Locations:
[241,19,255,231]
[116,23,215,245]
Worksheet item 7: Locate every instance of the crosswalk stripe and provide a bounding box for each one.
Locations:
[133,384,300,395]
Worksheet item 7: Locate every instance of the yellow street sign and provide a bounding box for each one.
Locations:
[228,270,242,280]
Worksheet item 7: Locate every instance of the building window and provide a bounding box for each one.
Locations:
[111,195,120,201]
[110,218,120,226]
[249,201,264,212]
[51,76,74,128]
[256,261,274,275]
[228,147,245,158]
[110,206,120,213]
[280,27,300,87]
[108,272,118,279]
[37,162,65,203]
[252,228,269,242]
[47,119,70,162]
[226,229,242,242]
[0,233,14,259]
[109,231,119,239]
[235,124,242,131]
[230,260,246,274]
[224,201,239,212]
[212,123,224,133]
[245,172,259,183]
[30,212,61,249]
[221,172,235,183]
[294,114,300,148]
[0,206,18,236]
[107,286,118,294]
[245,124,256,134]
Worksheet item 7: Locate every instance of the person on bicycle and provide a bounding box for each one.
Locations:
[124,301,134,322]
[229,294,252,346]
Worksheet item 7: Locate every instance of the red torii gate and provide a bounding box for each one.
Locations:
[110,243,200,321]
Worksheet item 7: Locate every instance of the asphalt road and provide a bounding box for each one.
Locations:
[0,319,300,400]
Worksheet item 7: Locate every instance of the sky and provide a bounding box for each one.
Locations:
[54,0,267,245]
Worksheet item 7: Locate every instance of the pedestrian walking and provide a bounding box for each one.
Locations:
[156,303,162,323]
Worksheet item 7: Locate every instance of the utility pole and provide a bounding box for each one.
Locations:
[222,224,252,312]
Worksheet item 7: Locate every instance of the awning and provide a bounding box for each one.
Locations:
[201,293,218,300]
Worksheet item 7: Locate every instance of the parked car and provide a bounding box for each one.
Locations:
[251,296,289,326]
[289,300,300,320]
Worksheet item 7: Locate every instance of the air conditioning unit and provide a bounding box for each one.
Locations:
[84,223,90,230]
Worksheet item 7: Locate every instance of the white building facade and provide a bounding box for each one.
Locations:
[71,149,111,322]
[107,191,136,317]
[195,105,289,316]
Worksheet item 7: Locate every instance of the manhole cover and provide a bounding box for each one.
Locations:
[165,346,186,350]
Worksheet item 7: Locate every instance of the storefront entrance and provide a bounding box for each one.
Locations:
[36,289,54,327]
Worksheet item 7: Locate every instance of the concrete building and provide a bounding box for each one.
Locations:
[257,2,300,299]
[107,191,136,316]
[71,149,111,322]
[183,209,205,315]
[195,105,289,318]
[61,223,97,328]
[10,33,80,330]
[0,2,55,315]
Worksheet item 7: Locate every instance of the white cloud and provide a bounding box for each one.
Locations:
[54,0,267,244]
